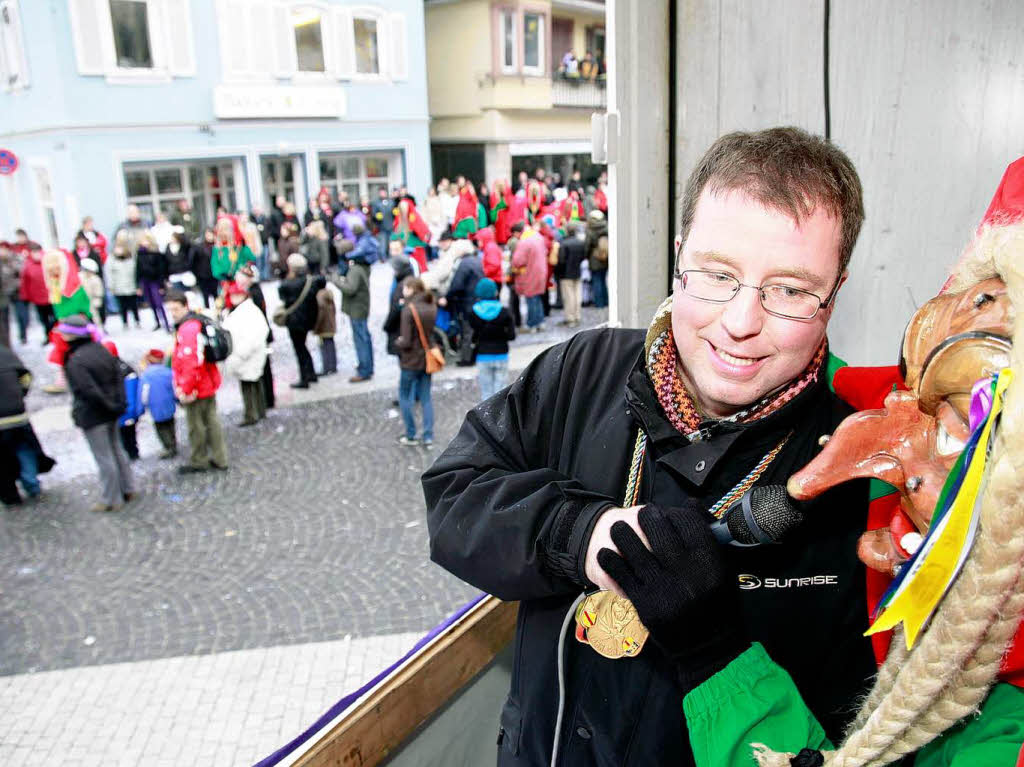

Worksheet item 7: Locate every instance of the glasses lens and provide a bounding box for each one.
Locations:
[681,270,738,302]
[761,284,820,319]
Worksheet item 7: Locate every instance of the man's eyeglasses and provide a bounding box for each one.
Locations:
[672,268,840,320]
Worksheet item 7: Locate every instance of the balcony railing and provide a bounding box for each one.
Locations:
[551,73,607,109]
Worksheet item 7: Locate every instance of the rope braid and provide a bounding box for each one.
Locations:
[755,222,1024,767]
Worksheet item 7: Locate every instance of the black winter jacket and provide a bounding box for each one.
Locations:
[467,305,516,356]
[64,339,126,430]
[135,246,167,283]
[278,275,326,333]
[557,235,586,280]
[0,345,30,422]
[165,243,193,276]
[445,255,484,317]
[423,329,877,767]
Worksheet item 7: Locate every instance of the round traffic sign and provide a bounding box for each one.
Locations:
[0,149,18,175]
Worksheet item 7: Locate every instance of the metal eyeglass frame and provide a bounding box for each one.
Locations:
[671,266,842,320]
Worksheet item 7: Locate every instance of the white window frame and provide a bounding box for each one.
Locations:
[348,6,386,81]
[317,151,402,203]
[499,8,516,74]
[289,1,333,81]
[0,0,29,91]
[69,0,196,84]
[122,161,238,230]
[30,161,59,248]
[521,11,544,76]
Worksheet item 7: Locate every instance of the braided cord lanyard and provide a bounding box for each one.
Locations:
[622,429,793,516]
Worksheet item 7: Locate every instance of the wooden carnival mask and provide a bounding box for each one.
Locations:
[789,278,1014,574]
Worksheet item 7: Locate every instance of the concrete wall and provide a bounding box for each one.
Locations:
[673,0,1024,365]
[425,0,493,118]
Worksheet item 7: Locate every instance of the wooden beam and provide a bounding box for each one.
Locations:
[292,596,518,767]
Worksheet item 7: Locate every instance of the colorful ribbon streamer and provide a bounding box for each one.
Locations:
[866,369,1012,649]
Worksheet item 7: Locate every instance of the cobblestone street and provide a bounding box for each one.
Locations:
[0,265,608,765]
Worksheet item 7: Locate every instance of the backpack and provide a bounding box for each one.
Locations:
[189,313,233,363]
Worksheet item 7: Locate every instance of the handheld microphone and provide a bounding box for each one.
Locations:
[710,485,804,547]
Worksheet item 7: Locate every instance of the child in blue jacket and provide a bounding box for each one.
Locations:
[117,360,143,460]
[139,349,177,459]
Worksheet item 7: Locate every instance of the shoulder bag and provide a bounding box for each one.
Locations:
[409,302,446,375]
[272,276,312,327]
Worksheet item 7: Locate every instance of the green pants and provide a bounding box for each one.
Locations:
[240,380,266,424]
[184,396,228,469]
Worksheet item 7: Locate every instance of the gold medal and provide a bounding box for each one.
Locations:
[574,590,649,659]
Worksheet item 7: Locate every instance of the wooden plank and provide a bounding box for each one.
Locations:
[293,597,518,767]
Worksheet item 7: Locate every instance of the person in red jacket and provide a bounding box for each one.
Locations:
[474,226,504,284]
[166,291,228,474]
[18,244,55,343]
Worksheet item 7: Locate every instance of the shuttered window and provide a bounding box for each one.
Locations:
[68,0,195,79]
[0,0,29,90]
[216,2,408,83]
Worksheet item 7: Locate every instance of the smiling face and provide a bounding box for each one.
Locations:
[671,188,844,417]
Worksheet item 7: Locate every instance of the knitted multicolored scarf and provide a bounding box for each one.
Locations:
[643,297,826,439]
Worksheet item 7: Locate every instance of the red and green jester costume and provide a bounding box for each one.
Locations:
[680,360,1024,767]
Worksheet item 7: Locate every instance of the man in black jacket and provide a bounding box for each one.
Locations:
[61,315,134,512]
[423,127,877,766]
[277,254,326,389]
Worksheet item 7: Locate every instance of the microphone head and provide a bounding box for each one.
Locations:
[725,485,804,545]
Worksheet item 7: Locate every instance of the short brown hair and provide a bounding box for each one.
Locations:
[678,126,864,276]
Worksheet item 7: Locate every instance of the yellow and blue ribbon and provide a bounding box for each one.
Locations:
[866,369,1012,649]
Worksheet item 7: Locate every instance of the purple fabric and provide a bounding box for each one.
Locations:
[333,210,367,243]
[969,376,995,432]
[252,592,489,767]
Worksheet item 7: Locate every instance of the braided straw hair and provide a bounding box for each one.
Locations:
[754,221,1024,767]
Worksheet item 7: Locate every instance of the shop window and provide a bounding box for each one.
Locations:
[500,9,516,73]
[155,168,183,195]
[522,12,544,75]
[109,0,153,68]
[292,5,325,73]
[124,162,238,233]
[319,152,402,203]
[353,16,379,75]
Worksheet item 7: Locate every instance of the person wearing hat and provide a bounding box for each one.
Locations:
[584,209,609,308]
[221,280,270,426]
[235,262,275,409]
[466,277,516,400]
[139,348,177,459]
[60,314,135,512]
[333,222,378,383]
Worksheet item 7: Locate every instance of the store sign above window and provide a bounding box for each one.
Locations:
[213,85,347,119]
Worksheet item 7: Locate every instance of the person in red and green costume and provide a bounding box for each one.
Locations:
[490,179,515,244]
[211,218,256,284]
[41,248,94,394]
[453,184,483,239]
[392,196,431,274]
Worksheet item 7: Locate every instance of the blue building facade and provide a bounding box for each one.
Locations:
[0,0,431,246]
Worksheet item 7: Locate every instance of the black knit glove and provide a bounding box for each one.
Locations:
[596,503,748,691]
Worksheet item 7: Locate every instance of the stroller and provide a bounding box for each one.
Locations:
[432,305,463,362]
